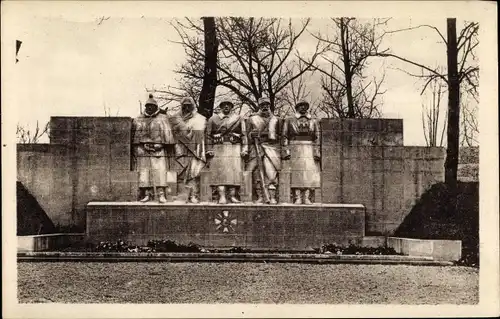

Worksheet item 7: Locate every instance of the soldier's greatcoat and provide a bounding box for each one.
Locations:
[244,112,281,185]
[132,110,176,188]
[282,112,321,188]
[173,108,207,184]
[205,112,247,186]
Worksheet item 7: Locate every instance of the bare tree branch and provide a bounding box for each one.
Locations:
[314,18,387,118]
[16,121,50,144]
[163,17,321,113]
[384,24,447,44]
[377,53,448,83]
[421,79,446,146]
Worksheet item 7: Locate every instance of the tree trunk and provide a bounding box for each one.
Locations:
[445,18,460,191]
[198,17,218,118]
[340,18,355,118]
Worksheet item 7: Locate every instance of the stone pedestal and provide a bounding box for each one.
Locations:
[86,202,366,250]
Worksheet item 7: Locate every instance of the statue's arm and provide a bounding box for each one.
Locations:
[268,116,278,142]
[130,119,139,170]
[313,119,321,160]
[195,117,207,160]
[241,117,249,157]
[205,117,214,155]
[240,118,248,147]
[281,118,291,160]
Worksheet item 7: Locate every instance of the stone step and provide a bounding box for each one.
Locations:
[17,251,453,266]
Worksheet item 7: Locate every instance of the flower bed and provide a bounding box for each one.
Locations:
[59,239,403,256]
[317,244,401,256]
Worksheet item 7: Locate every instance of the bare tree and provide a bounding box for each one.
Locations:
[103,101,120,117]
[147,80,201,110]
[312,18,389,118]
[199,17,218,118]
[16,121,49,144]
[378,19,479,188]
[421,79,447,147]
[460,91,478,146]
[161,17,324,113]
[276,72,313,117]
[147,18,205,111]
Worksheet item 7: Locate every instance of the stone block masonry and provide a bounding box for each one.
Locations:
[320,119,445,235]
[86,202,366,250]
[18,117,134,230]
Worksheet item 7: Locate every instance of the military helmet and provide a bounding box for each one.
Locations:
[257,98,271,107]
[295,100,310,110]
[145,94,158,107]
[180,97,196,106]
[219,99,234,108]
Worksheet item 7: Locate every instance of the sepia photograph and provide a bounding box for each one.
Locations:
[2,1,498,318]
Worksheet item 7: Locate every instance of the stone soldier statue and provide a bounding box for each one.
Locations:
[205,100,247,204]
[131,94,176,203]
[172,97,207,203]
[242,98,281,204]
[281,100,321,204]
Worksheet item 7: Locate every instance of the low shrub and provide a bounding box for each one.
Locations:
[60,239,405,256]
[316,244,402,255]
[147,239,202,253]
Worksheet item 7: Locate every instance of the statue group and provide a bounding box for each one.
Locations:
[131,94,321,205]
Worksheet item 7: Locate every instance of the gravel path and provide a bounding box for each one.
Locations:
[18,262,478,304]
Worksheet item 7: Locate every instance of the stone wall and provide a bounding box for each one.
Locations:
[320,119,445,235]
[17,143,73,226]
[458,146,479,182]
[17,117,136,230]
[17,116,446,234]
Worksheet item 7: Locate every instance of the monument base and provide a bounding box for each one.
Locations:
[86,202,366,250]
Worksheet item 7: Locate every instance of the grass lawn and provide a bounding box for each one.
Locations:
[18,262,478,304]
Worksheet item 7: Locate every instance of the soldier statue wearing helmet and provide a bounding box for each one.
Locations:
[132,94,176,203]
[172,97,208,204]
[242,98,281,204]
[205,99,247,204]
[281,100,321,204]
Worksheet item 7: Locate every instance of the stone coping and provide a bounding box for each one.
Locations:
[17,251,453,266]
[17,233,84,238]
[87,201,366,209]
[18,251,430,259]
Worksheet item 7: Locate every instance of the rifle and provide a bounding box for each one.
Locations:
[253,135,271,204]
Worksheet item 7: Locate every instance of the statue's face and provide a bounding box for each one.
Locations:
[259,103,271,116]
[182,103,194,114]
[296,103,309,115]
[145,104,158,115]
[220,103,233,115]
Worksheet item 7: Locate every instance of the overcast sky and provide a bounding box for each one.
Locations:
[2,2,482,146]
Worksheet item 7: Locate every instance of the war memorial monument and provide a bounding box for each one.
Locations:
[17,93,449,252]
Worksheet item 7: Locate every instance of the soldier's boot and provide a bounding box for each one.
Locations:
[139,188,152,202]
[293,188,303,205]
[269,184,278,205]
[184,184,194,203]
[157,187,167,204]
[189,181,200,204]
[303,189,313,205]
[254,183,264,204]
[217,185,227,204]
[228,187,241,203]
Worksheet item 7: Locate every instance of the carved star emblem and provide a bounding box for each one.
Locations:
[214,210,237,233]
